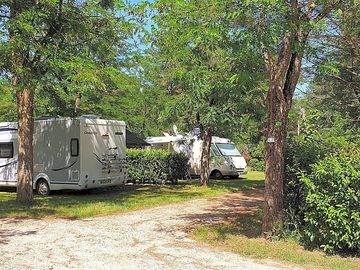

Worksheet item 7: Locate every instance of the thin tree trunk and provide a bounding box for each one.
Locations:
[200,128,211,186]
[16,87,34,203]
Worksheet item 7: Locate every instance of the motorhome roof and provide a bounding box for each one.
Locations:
[0,118,126,127]
[146,136,183,144]
[80,118,126,126]
[212,136,232,144]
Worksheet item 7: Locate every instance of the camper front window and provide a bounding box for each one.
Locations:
[216,143,241,156]
[211,145,221,156]
[0,142,13,158]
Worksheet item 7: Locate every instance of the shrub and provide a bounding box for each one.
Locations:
[248,158,265,172]
[283,110,359,232]
[126,149,189,184]
[301,149,360,253]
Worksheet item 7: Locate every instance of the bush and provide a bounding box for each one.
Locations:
[283,110,359,232]
[248,158,265,172]
[301,149,360,253]
[126,149,189,184]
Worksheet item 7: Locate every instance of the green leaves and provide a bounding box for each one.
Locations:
[0,81,17,122]
[150,0,264,136]
[126,149,189,184]
[0,0,134,118]
[301,148,360,253]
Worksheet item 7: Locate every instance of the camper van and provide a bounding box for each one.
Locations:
[146,134,247,179]
[0,116,126,195]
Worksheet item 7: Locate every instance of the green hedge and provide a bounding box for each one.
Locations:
[301,149,360,253]
[126,149,189,184]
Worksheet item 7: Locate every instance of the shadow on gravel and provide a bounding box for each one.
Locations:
[0,229,38,245]
[178,189,264,237]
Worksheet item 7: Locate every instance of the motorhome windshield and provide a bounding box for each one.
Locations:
[216,143,241,156]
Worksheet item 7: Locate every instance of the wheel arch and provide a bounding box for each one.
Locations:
[210,169,223,178]
[33,173,50,190]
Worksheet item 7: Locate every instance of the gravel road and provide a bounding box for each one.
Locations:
[0,190,299,270]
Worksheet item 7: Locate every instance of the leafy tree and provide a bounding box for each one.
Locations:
[149,0,264,186]
[240,0,346,235]
[307,1,360,124]
[0,0,132,202]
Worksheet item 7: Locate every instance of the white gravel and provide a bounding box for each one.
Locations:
[0,192,300,270]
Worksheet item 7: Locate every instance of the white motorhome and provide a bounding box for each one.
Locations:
[146,134,247,179]
[0,116,126,195]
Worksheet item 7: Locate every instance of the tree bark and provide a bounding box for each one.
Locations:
[10,0,35,203]
[262,86,289,234]
[262,32,305,235]
[16,87,34,203]
[260,0,341,232]
[200,128,211,186]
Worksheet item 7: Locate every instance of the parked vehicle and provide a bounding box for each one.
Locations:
[146,133,247,179]
[0,116,126,195]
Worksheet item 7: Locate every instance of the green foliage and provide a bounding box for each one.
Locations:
[301,149,360,253]
[149,0,264,135]
[248,158,265,172]
[283,109,359,252]
[126,149,189,184]
[307,2,360,124]
[0,81,17,122]
[0,0,134,117]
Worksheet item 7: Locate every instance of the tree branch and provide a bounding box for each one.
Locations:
[313,0,344,22]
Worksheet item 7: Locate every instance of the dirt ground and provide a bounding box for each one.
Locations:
[0,189,300,270]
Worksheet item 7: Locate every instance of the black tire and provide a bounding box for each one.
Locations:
[36,179,50,196]
[212,170,223,179]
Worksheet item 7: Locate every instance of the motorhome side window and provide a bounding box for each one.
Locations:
[70,139,79,157]
[0,142,13,158]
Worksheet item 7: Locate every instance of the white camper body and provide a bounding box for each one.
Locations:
[0,117,126,194]
[146,134,247,179]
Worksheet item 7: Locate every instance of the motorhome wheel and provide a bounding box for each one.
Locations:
[36,179,50,196]
[212,170,223,179]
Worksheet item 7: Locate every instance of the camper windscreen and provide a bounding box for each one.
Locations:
[216,143,241,156]
[0,142,13,158]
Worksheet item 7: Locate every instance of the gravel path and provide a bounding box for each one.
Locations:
[0,190,299,270]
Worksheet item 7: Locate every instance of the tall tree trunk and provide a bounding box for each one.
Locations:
[200,128,211,186]
[262,32,304,235]
[262,84,289,234]
[10,0,35,203]
[16,87,34,203]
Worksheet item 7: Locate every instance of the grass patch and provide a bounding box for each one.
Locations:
[192,211,360,270]
[0,171,264,219]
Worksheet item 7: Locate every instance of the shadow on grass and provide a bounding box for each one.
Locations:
[210,179,264,191]
[214,211,263,239]
[0,172,265,219]
[0,184,206,219]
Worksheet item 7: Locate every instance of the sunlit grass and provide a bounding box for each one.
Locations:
[192,211,360,270]
[0,171,264,219]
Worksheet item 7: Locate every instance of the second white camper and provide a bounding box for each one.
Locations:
[0,116,126,195]
[146,134,247,179]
